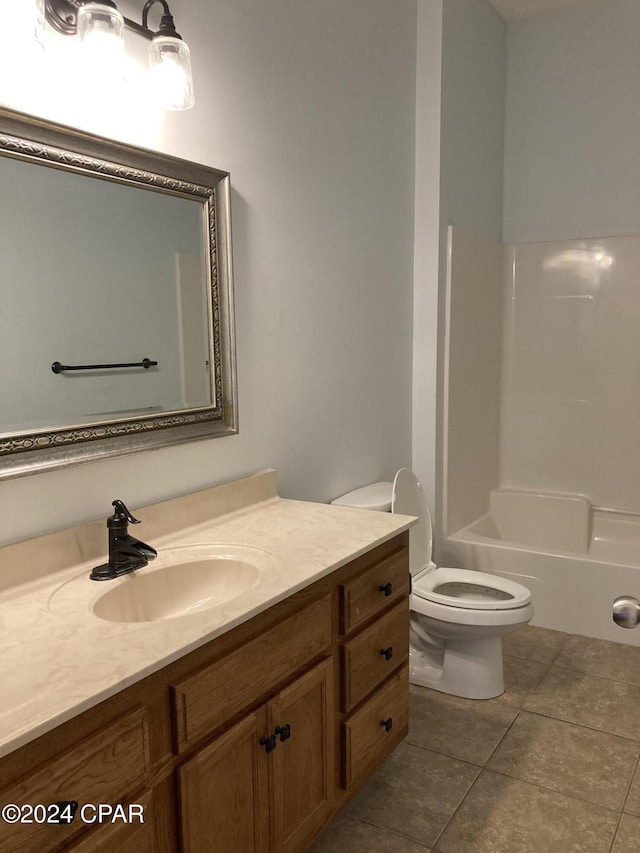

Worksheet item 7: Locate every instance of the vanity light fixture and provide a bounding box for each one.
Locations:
[43,0,195,110]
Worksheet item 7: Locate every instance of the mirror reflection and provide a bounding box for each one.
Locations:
[0,155,212,436]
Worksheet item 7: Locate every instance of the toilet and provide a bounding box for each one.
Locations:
[332,469,533,699]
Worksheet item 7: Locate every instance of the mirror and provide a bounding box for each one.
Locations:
[0,108,237,480]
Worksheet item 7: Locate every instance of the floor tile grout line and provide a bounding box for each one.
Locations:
[606,812,625,853]
[429,762,483,852]
[481,763,627,815]
[505,626,640,685]
[405,722,514,848]
[409,668,640,802]
[402,738,495,772]
[516,704,640,744]
[514,705,640,745]
[405,680,634,851]
[482,705,523,767]
[550,630,571,662]
[539,657,640,690]
[416,766,626,853]
[430,765,623,853]
[490,679,548,710]
[621,750,640,814]
[345,814,432,850]
[406,730,638,815]
[503,627,570,665]
[409,723,640,787]
[500,651,560,666]
[410,692,640,757]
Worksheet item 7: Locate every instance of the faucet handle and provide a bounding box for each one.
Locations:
[111,499,141,525]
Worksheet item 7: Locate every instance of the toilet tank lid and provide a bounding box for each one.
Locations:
[331,482,393,512]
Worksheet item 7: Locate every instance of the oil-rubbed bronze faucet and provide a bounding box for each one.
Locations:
[90,500,157,581]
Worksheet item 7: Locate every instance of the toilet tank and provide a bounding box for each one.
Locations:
[331,482,393,513]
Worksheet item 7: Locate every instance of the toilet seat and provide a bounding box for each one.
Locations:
[391,468,531,613]
[410,586,533,626]
[412,566,531,611]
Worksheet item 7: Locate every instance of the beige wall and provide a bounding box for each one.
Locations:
[436,0,507,545]
[444,226,503,534]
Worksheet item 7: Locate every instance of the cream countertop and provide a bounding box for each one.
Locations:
[0,470,415,758]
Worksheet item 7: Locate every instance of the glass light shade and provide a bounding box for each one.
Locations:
[77,2,125,64]
[148,36,195,111]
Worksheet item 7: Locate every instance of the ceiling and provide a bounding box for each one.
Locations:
[488,0,603,22]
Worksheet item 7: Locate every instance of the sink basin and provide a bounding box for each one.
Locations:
[91,544,277,623]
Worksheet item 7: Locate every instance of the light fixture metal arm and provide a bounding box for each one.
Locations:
[142,0,172,26]
[141,0,183,40]
[44,0,173,40]
[122,15,153,40]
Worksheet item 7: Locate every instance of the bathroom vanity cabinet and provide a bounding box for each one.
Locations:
[0,531,409,853]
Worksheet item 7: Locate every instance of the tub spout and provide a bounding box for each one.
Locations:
[613,595,640,629]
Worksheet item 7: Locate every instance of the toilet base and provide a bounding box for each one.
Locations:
[409,635,505,700]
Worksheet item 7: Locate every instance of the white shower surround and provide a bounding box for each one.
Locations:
[443,226,640,647]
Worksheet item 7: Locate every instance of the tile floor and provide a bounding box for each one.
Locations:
[309,625,640,853]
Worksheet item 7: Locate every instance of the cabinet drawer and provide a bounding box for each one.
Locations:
[340,546,409,635]
[341,599,409,712]
[67,789,153,853]
[172,595,331,751]
[0,706,150,853]
[341,665,409,789]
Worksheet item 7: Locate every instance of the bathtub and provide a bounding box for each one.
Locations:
[443,489,640,645]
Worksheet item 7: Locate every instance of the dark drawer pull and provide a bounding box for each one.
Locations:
[380,718,393,732]
[50,801,79,825]
[378,582,393,597]
[275,724,291,742]
[260,734,277,753]
[380,646,393,661]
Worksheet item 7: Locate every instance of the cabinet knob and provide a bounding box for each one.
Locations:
[379,646,393,661]
[378,582,393,597]
[260,734,277,753]
[275,723,291,742]
[380,718,393,732]
[51,801,79,825]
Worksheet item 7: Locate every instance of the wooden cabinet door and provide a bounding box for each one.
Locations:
[267,659,334,853]
[178,708,270,853]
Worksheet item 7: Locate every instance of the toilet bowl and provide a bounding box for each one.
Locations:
[332,469,533,699]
